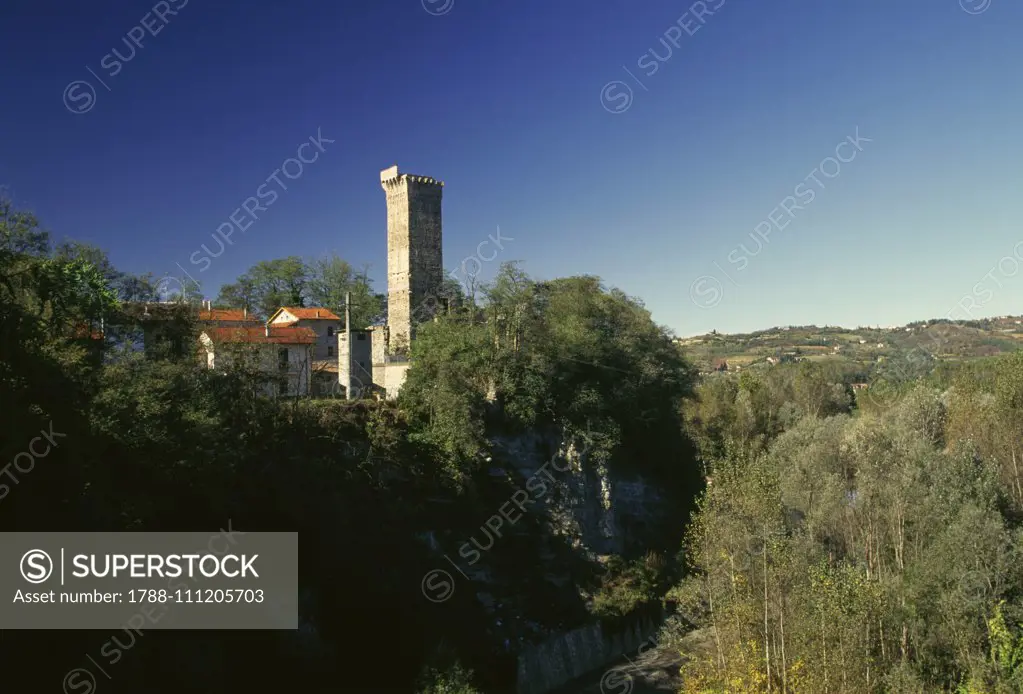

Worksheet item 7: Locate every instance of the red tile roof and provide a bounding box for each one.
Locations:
[199,308,258,322]
[276,307,341,321]
[204,326,317,345]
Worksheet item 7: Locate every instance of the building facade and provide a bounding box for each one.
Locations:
[267,307,342,360]
[268,307,343,395]
[200,325,316,396]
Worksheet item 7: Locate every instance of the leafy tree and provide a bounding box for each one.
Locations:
[305,253,382,329]
[0,192,49,255]
[52,239,169,303]
[401,264,699,496]
[216,256,307,318]
[216,255,382,326]
[216,275,258,313]
[400,317,492,482]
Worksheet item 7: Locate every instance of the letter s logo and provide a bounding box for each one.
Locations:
[600,81,633,114]
[62,669,97,693]
[689,276,723,309]
[20,549,53,584]
[62,81,97,115]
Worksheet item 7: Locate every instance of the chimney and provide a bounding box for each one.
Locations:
[244,307,247,319]
[316,310,320,318]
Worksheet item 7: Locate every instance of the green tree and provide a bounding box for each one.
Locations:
[305,253,382,329]
[401,266,697,491]
[0,192,49,255]
[52,240,171,303]
[216,256,307,318]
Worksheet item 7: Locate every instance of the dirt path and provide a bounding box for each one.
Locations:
[550,645,683,694]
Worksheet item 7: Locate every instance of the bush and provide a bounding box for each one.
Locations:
[416,662,482,694]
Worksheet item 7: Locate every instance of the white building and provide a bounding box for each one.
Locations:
[268,307,343,395]
[199,325,316,396]
[338,325,411,400]
[267,307,342,361]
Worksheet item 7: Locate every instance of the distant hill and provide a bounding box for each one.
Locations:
[676,315,1023,373]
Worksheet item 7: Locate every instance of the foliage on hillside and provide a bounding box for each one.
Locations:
[683,361,853,469]
[672,353,1023,692]
[681,318,1023,376]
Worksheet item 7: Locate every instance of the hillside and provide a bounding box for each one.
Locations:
[676,314,1023,374]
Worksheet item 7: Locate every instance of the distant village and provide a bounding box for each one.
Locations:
[675,315,1023,378]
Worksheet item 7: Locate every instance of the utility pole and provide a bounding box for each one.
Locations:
[344,290,353,400]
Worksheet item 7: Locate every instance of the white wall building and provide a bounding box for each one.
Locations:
[200,325,316,396]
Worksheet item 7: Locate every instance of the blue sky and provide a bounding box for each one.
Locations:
[1,0,1021,336]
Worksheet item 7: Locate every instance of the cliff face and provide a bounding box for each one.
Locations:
[461,429,678,692]
[408,430,664,651]
[491,429,669,558]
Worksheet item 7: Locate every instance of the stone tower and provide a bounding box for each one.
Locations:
[380,165,443,352]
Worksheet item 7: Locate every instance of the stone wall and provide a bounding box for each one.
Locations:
[406,177,443,340]
[369,325,388,366]
[338,330,374,397]
[515,607,663,694]
[381,361,410,399]
[380,166,443,352]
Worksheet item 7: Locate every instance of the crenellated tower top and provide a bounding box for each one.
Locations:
[380,165,444,189]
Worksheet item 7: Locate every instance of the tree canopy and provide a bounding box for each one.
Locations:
[673,352,1023,692]
[216,253,382,326]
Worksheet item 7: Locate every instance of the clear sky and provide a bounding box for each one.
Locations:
[1,0,1021,337]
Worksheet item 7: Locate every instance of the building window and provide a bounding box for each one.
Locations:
[357,333,366,341]
[327,346,334,357]
[278,348,289,370]
[327,326,335,337]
